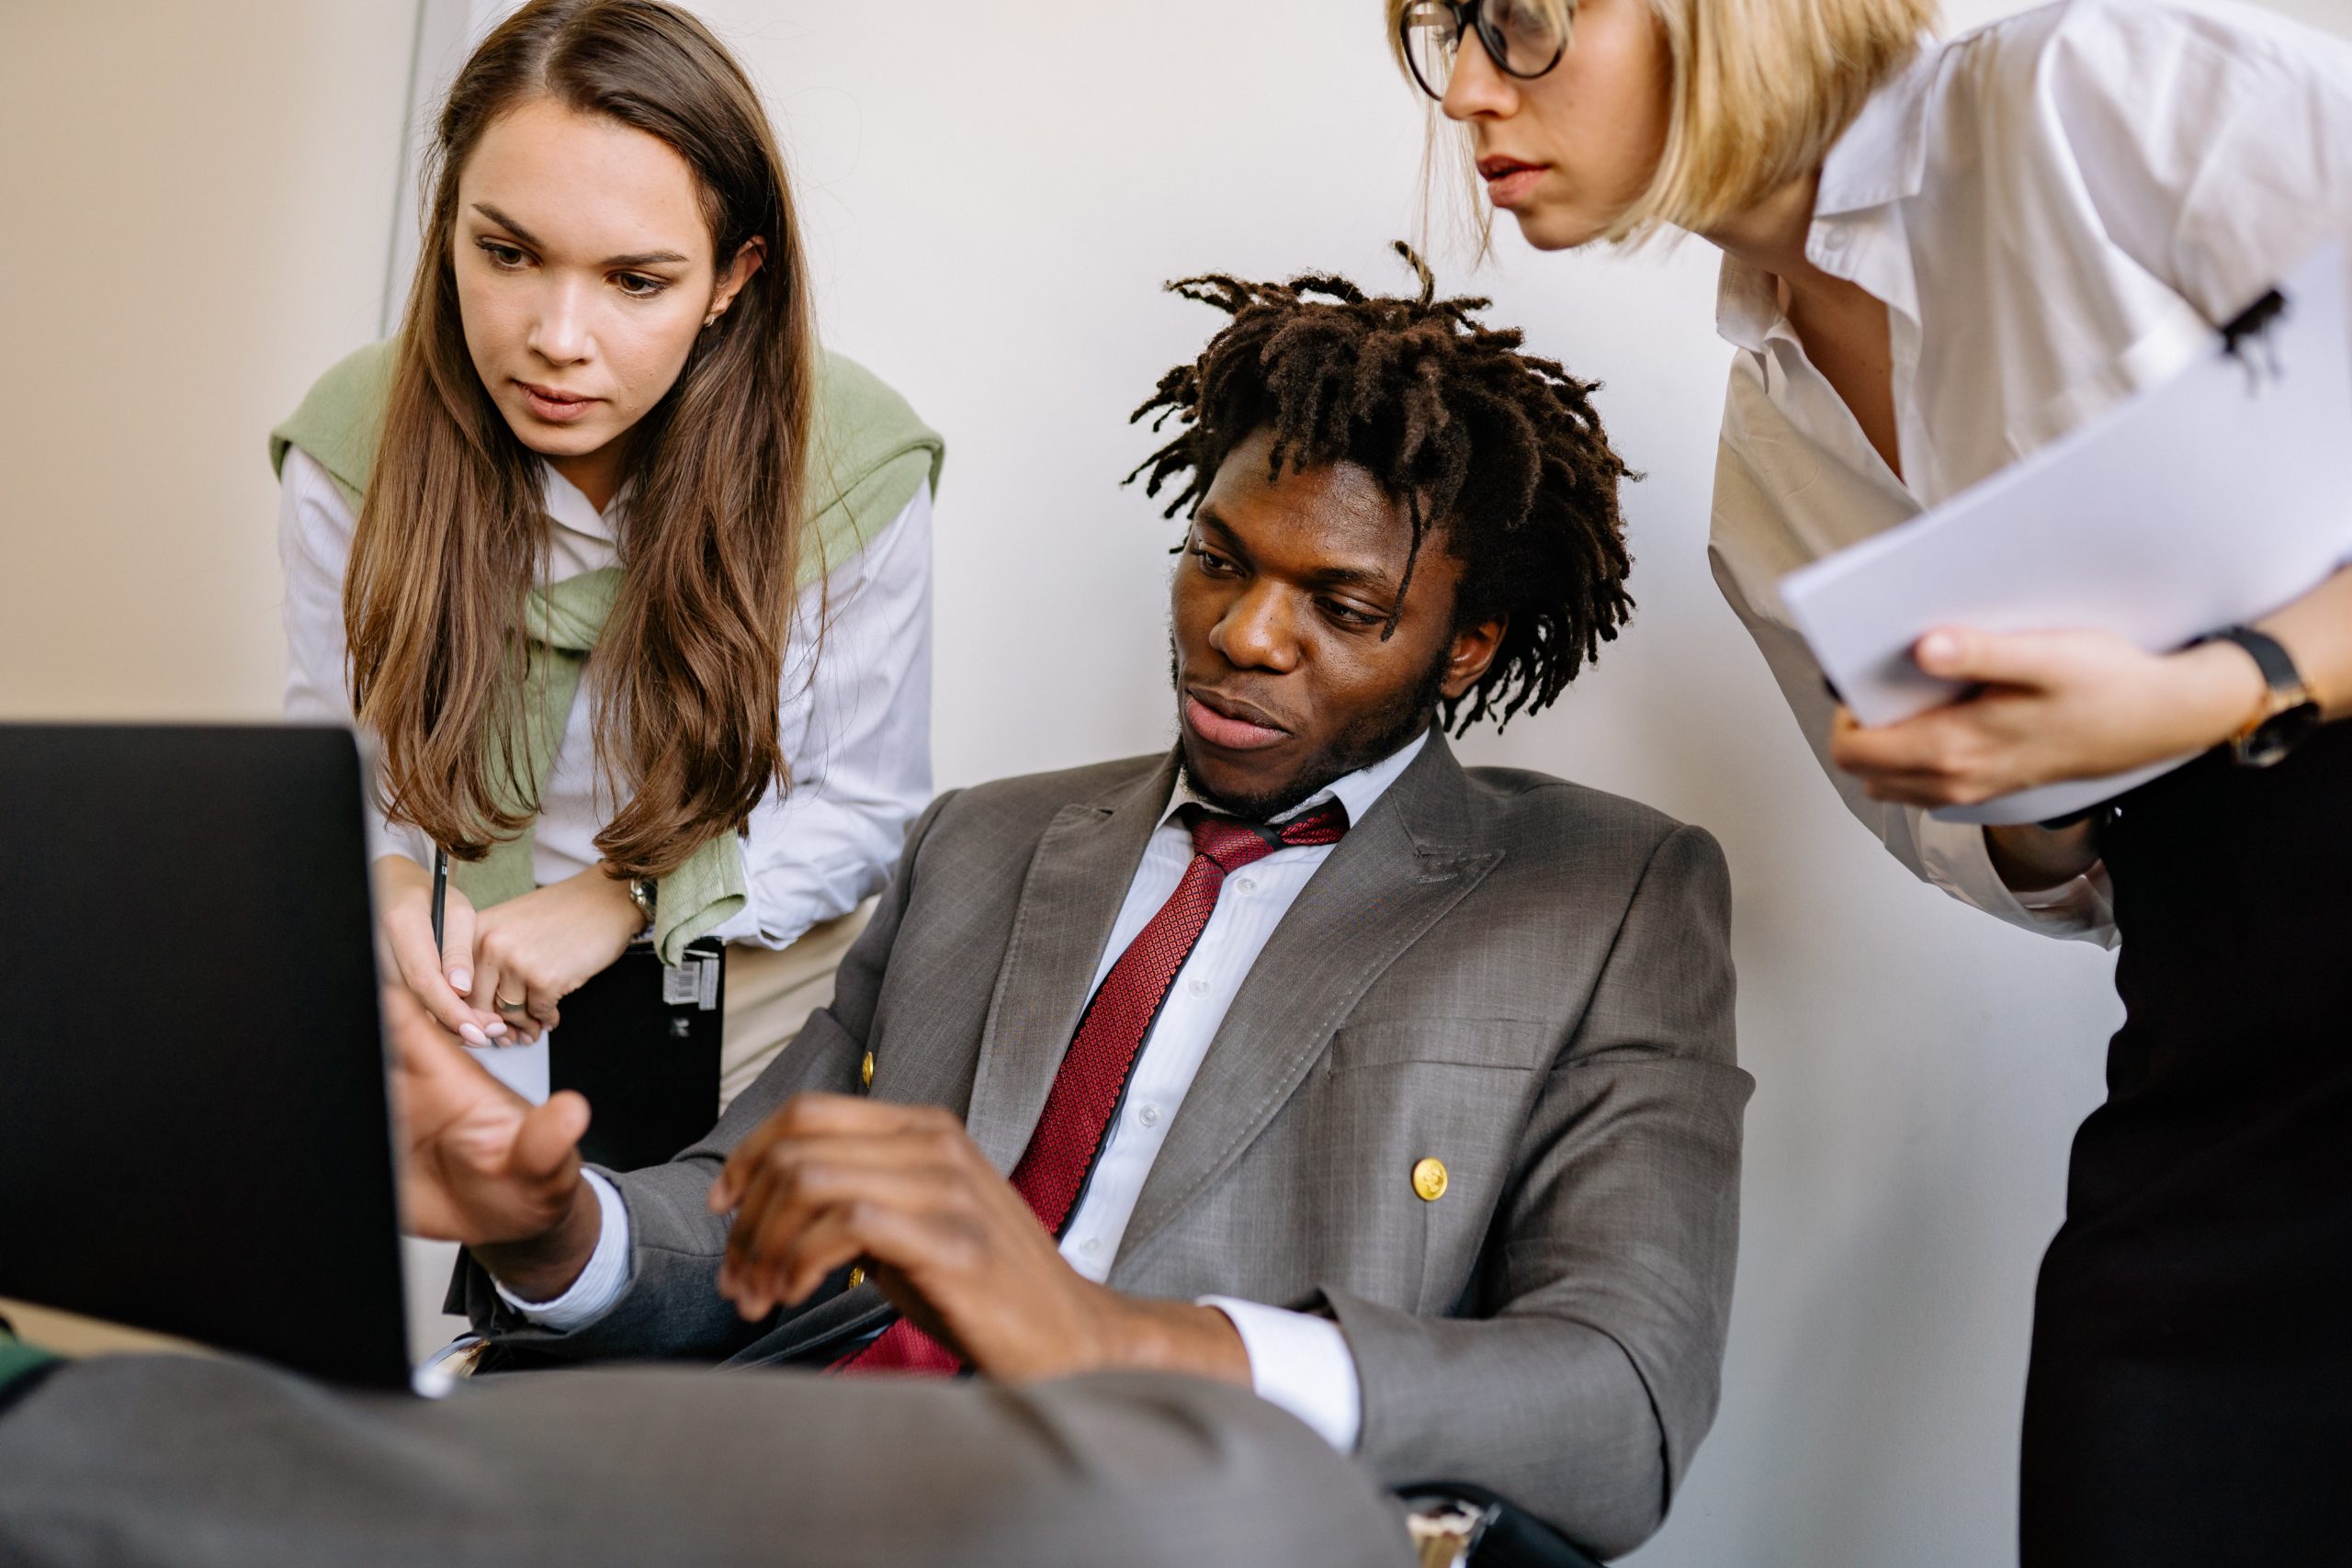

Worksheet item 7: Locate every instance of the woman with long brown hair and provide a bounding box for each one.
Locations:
[1388,0,2352,1560]
[275,0,940,1111]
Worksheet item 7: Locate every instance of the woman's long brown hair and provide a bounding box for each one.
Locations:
[345,0,813,879]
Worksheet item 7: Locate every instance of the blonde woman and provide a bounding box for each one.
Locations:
[1389,0,2352,1559]
[277,0,942,1113]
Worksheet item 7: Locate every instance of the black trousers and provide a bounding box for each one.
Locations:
[2020,723,2352,1566]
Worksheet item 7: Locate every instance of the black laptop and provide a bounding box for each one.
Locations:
[0,723,421,1390]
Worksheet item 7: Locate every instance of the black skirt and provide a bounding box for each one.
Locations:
[2019,722,2352,1566]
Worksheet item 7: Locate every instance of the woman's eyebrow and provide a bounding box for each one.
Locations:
[469,202,688,268]
[469,202,543,246]
[602,246,691,269]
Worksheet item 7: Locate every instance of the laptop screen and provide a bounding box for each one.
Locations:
[0,723,412,1389]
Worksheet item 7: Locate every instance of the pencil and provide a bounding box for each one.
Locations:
[431,846,449,953]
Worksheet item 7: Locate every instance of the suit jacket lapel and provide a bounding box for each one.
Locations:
[960,753,1181,1174]
[1114,734,1500,1270]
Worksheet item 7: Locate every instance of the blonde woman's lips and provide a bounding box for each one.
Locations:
[1480,162,1545,208]
[517,381,598,423]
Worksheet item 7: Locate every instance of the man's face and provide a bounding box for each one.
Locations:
[1170,428,1505,818]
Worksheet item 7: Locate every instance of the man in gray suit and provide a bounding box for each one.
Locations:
[435,255,1748,1557]
[0,254,1742,1567]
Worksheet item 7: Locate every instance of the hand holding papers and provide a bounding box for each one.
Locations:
[1781,247,2352,825]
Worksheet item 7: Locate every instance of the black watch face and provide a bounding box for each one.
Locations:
[2242,702,2324,768]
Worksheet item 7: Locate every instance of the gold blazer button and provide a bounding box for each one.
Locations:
[1412,1157,1449,1202]
[860,1051,875,1089]
[846,1265,866,1290]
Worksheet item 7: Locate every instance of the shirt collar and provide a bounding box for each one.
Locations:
[1713,258,1784,354]
[1813,41,1936,218]
[1712,39,1938,353]
[1161,726,1430,834]
[538,461,628,543]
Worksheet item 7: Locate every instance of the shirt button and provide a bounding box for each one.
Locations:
[1080,1237,1102,1257]
[1189,976,1210,996]
[1236,877,1257,895]
[1137,1102,1161,1128]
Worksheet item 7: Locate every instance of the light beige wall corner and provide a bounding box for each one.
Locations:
[0,1,415,721]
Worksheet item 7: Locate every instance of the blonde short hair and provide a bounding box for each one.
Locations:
[1391,0,1939,244]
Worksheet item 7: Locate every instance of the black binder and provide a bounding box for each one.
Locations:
[548,937,727,1171]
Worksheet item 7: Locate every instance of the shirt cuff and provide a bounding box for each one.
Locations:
[1915,812,2119,949]
[492,1169,631,1331]
[1199,1296,1363,1453]
[2013,859,2116,919]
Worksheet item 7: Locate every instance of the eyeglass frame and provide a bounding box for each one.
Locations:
[1397,0,1571,102]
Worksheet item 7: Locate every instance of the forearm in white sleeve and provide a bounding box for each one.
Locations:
[490,1169,633,1330]
[276,447,427,869]
[711,487,936,949]
[1708,534,2118,947]
[1198,1296,1363,1453]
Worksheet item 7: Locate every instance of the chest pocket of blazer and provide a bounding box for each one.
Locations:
[1326,1017,1555,1075]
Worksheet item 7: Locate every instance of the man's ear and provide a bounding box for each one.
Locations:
[1441,613,1508,700]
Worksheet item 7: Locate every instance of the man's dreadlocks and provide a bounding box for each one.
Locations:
[1127,242,1634,734]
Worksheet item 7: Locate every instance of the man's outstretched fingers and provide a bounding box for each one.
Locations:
[512,1089,591,1186]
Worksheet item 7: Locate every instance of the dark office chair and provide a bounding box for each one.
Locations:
[1396,1482,1606,1568]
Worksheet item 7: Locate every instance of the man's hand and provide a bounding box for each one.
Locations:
[466,865,646,1044]
[707,1094,1250,1385]
[382,986,603,1300]
[1829,626,2267,807]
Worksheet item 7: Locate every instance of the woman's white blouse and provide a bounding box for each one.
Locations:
[1708,0,2352,949]
[277,446,934,951]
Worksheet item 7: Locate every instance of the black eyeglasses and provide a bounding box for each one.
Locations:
[1398,0,1572,102]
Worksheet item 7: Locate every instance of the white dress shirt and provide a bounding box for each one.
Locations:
[511,729,1433,1454]
[277,446,934,952]
[1708,0,2352,949]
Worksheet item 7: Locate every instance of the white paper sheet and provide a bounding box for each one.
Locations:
[1781,246,2352,825]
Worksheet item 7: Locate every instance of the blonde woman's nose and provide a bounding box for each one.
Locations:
[1442,28,1518,119]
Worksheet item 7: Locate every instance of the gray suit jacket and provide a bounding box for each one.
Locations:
[462,735,1749,1557]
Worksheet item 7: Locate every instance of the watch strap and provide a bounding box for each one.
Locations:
[2199,625,2319,767]
[2203,625,2304,695]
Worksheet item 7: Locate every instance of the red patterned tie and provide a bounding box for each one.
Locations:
[836,799,1350,1374]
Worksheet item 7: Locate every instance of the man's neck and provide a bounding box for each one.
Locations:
[1174,725,1430,826]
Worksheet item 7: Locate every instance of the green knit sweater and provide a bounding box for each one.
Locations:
[269,342,943,963]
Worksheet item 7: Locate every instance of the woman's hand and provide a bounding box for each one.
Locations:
[1829,626,2267,807]
[466,865,647,1043]
[374,853,506,1048]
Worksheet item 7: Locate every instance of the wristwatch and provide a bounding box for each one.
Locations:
[2201,626,2322,768]
[625,875,658,933]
